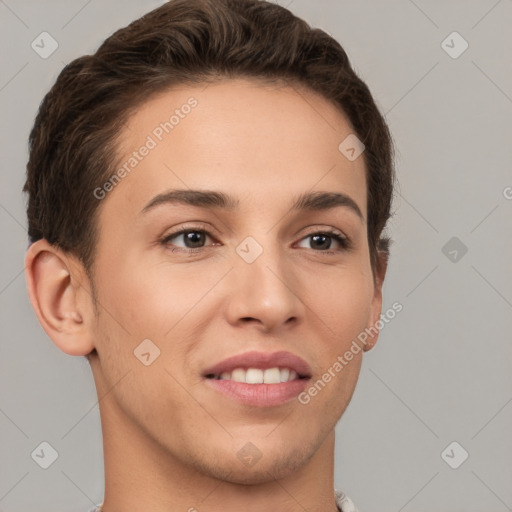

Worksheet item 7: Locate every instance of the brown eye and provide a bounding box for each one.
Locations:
[161,228,215,251]
[297,230,350,252]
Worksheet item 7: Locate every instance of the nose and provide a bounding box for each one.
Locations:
[223,241,305,333]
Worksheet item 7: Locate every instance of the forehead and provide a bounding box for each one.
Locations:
[102,78,367,223]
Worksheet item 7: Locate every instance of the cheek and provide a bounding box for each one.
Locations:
[308,267,374,342]
[97,255,216,337]
[299,274,371,414]
[100,260,375,360]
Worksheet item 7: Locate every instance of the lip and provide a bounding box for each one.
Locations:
[202,350,312,378]
[205,378,309,407]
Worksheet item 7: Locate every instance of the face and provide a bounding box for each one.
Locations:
[87,78,383,483]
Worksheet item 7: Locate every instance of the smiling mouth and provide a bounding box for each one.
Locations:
[205,367,309,384]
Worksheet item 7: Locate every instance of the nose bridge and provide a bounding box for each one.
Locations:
[226,232,303,328]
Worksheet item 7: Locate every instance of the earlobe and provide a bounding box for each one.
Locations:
[24,239,95,356]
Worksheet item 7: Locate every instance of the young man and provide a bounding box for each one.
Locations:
[23,0,395,510]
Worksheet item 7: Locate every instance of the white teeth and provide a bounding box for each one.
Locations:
[231,368,245,383]
[215,367,300,384]
[263,367,281,384]
[246,368,264,384]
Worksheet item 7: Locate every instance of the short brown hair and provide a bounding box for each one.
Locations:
[24,0,395,278]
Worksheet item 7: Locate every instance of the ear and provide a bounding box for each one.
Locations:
[24,239,96,356]
[362,249,388,352]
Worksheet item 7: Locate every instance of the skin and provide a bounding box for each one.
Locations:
[25,78,386,512]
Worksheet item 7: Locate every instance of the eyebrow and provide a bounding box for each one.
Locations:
[141,189,363,219]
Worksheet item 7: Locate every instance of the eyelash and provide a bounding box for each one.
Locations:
[159,225,351,255]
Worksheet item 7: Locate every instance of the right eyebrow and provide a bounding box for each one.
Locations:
[140,189,239,215]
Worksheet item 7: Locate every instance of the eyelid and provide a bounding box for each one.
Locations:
[300,225,347,239]
[161,222,218,240]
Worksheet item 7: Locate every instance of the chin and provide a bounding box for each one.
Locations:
[206,456,308,485]
[192,438,317,485]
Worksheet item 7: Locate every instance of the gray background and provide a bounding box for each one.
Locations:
[1,0,511,511]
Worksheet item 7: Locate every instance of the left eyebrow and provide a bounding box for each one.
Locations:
[140,189,364,220]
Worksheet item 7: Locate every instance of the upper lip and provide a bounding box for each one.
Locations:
[203,350,312,378]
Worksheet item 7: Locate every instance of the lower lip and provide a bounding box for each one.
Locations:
[205,378,309,407]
